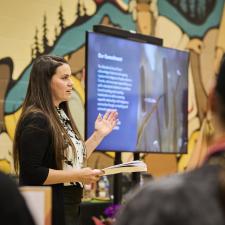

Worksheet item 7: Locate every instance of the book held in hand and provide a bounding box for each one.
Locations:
[102,160,147,176]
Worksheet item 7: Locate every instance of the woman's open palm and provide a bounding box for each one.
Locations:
[94,111,118,137]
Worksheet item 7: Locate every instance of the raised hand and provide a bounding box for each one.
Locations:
[94,111,118,137]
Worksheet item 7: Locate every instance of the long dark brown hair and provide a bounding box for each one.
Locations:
[13,55,85,173]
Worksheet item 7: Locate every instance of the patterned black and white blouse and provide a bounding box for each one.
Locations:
[56,107,85,186]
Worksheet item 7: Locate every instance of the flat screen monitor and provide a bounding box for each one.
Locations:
[85,31,189,153]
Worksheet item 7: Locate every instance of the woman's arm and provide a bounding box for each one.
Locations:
[85,130,105,158]
[85,111,118,158]
[20,113,103,185]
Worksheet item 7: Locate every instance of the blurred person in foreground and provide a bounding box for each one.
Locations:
[0,171,36,225]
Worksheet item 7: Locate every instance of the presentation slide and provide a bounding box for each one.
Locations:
[86,32,188,153]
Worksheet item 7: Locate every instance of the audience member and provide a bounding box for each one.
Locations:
[0,171,36,225]
[115,165,225,225]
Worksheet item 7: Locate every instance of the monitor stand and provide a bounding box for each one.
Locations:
[132,152,141,187]
[113,152,122,204]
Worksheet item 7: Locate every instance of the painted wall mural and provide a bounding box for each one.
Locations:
[0,0,224,175]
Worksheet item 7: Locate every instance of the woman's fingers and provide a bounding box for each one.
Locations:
[107,111,117,122]
[92,169,104,176]
[103,111,118,122]
[80,168,104,184]
[103,111,110,120]
[97,113,102,121]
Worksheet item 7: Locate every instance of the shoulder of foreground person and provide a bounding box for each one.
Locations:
[115,165,225,225]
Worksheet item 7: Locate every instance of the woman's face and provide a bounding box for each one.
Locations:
[50,63,73,107]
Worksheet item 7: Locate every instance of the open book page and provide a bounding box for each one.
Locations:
[102,160,147,176]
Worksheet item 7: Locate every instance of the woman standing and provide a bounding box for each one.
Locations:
[13,55,118,225]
